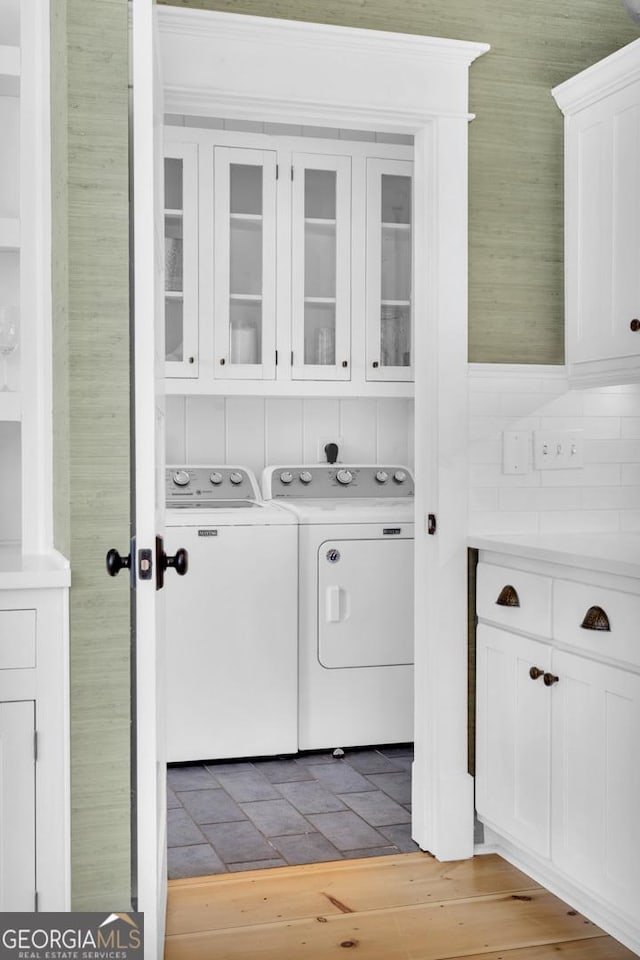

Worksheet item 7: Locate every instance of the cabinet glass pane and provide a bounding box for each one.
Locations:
[305,222,336,299]
[230,299,262,365]
[381,225,411,302]
[230,219,262,296]
[165,297,184,362]
[381,174,411,224]
[305,169,337,220]
[230,164,262,215]
[165,214,183,292]
[380,305,411,368]
[304,303,336,366]
[164,157,183,209]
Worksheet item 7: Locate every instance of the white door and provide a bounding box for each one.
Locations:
[0,700,35,910]
[132,1,167,953]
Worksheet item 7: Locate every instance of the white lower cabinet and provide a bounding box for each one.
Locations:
[476,556,640,954]
[0,700,35,910]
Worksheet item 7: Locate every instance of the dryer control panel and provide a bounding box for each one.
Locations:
[166,466,261,508]
[263,465,414,499]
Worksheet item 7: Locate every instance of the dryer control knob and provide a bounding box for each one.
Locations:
[172,470,190,487]
[336,468,353,486]
[229,471,244,485]
[375,470,389,484]
[280,471,294,485]
[393,470,407,484]
[209,472,223,485]
[299,471,313,484]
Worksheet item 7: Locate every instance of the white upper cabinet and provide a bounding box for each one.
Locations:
[553,39,640,388]
[164,126,413,397]
[213,146,277,380]
[164,142,199,378]
[291,153,351,381]
[366,158,413,381]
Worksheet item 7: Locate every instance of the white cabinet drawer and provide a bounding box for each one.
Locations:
[553,579,640,669]
[0,610,36,670]
[477,563,552,638]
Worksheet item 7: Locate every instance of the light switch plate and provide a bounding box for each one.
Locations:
[534,429,584,470]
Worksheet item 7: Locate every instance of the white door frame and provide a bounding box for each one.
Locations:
[157,7,488,862]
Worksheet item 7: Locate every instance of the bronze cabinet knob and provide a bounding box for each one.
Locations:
[630,319,640,332]
[529,666,544,680]
[543,672,559,687]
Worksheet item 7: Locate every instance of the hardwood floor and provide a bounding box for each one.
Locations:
[165,852,637,959]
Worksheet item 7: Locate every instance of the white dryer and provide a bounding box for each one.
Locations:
[262,464,414,751]
[165,465,298,762]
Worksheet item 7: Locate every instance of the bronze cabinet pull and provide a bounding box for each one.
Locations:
[580,605,611,631]
[496,584,520,607]
[529,666,544,680]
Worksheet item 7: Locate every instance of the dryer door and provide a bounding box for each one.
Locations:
[318,537,413,668]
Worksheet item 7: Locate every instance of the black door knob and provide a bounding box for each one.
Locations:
[106,548,131,578]
[165,547,189,577]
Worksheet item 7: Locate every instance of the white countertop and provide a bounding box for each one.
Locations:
[469,532,640,581]
[0,546,71,589]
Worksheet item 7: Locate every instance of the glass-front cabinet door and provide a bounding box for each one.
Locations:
[291,153,351,381]
[213,147,277,380]
[366,158,413,382]
[164,142,199,377]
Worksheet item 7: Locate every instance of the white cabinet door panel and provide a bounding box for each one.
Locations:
[476,625,552,858]
[552,650,640,916]
[0,700,35,910]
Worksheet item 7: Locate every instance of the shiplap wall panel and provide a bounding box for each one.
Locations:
[186,395,226,463]
[51,0,131,909]
[160,0,640,364]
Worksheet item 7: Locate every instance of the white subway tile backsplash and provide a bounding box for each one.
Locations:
[538,510,620,534]
[469,365,640,537]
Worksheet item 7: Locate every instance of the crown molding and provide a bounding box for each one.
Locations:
[552,37,640,115]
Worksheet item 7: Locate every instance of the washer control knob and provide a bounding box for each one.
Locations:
[336,468,353,486]
[280,471,294,485]
[375,470,389,484]
[299,470,313,484]
[394,470,408,484]
[172,470,190,487]
[209,472,223,485]
[229,471,243,485]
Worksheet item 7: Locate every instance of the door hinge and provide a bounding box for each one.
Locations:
[276,164,279,180]
[33,730,38,761]
[291,351,294,365]
[291,165,294,181]
[275,349,278,366]
[34,891,39,912]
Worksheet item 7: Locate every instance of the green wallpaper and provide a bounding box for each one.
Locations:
[51,0,132,909]
[161,0,639,363]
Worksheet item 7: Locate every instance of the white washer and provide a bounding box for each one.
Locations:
[262,464,414,751]
[165,465,298,762]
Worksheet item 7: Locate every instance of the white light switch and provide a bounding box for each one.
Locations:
[502,431,531,475]
[534,430,584,470]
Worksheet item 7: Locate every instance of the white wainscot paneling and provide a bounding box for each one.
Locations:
[265,399,303,465]
[339,398,377,463]
[301,398,340,463]
[376,399,412,466]
[225,397,266,477]
[165,396,186,463]
[186,396,226,463]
